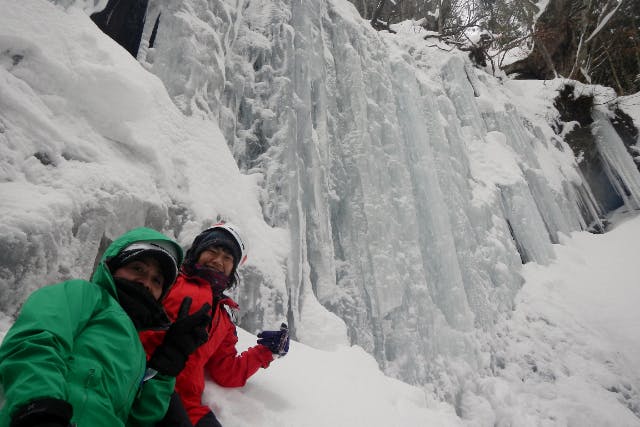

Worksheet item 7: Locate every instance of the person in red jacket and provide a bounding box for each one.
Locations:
[140,222,290,427]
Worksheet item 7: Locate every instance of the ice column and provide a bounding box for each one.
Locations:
[592,109,640,210]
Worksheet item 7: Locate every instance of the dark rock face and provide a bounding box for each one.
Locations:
[553,85,620,214]
[554,84,640,214]
[610,108,640,169]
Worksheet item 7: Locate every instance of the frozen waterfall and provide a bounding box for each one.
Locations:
[133,0,627,391]
[4,0,640,403]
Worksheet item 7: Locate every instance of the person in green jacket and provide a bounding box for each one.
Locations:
[0,227,210,427]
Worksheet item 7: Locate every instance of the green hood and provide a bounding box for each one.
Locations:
[91,227,184,298]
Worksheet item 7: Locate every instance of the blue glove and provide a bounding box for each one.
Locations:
[257,323,289,357]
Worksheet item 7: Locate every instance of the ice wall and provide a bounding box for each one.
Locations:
[136,0,617,391]
[592,109,640,210]
[0,0,289,330]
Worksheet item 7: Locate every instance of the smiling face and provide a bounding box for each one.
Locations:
[196,246,235,277]
[112,256,165,300]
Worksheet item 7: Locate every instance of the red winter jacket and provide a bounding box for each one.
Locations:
[139,273,274,426]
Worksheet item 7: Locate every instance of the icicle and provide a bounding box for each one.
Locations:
[592,109,640,210]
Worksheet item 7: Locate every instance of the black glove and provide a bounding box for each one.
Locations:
[257,323,290,357]
[10,398,73,427]
[194,411,223,427]
[148,297,211,376]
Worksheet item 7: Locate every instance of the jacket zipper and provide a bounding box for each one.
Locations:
[74,368,95,424]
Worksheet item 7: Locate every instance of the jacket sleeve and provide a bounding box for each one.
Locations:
[126,373,175,427]
[0,281,99,425]
[205,322,274,387]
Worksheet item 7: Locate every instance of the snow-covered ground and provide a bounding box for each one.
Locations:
[458,209,640,426]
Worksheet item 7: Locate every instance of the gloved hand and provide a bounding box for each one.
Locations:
[257,323,290,357]
[10,398,73,427]
[148,297,211,376]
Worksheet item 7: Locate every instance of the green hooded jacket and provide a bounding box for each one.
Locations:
[0,227,184,427]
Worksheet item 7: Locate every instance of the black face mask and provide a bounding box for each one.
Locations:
[189,264,230,297]
[114,277,170,330]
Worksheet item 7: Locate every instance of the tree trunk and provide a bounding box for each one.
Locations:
[371,0,387,30]
[606,49,625,94]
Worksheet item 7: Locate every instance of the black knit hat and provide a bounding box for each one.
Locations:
[184,228,242,271]
[107,241,179,296]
